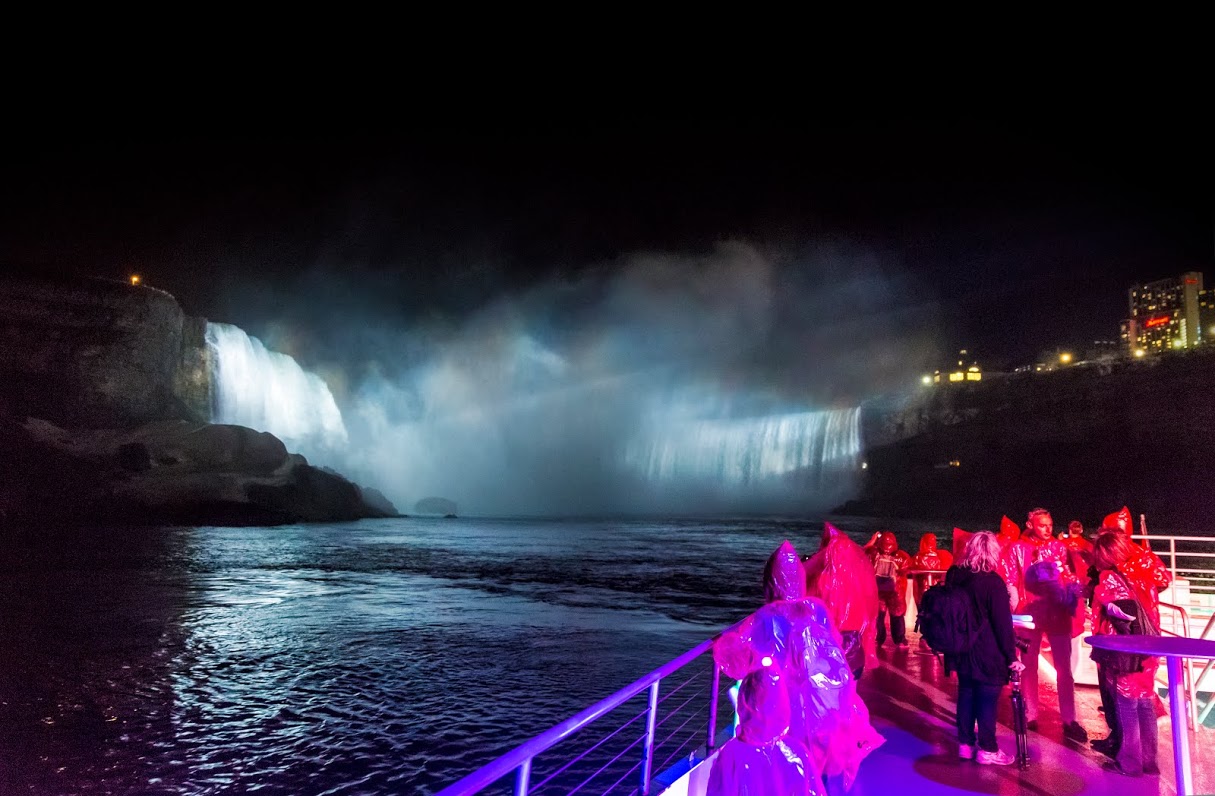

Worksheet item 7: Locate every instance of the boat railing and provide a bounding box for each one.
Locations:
[434,627,734,796]
[1133,530,1215,730]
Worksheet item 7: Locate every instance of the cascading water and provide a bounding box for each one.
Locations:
[623,406,862,488]
[205,322,348,456]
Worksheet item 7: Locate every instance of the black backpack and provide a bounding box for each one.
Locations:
[918,580,982,655]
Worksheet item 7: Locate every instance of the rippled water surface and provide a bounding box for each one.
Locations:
[0,517,934,794]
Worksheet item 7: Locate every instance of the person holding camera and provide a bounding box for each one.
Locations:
[1091,532,1164,777]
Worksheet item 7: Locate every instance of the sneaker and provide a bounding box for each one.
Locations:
[958,744,975,760]
[1063,721,1088,742]
[1090,738,1117,757]
[1143,764,1160,776]
[977,749,1015,766]
[1026,719,1039,731]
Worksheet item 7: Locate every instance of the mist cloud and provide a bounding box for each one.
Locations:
[218,241,942,516]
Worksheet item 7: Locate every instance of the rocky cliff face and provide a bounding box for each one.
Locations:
[0,276,210,427]
[849,350,1215,532]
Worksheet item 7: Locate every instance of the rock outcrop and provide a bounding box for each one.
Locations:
[414,496,458,517]
[1,417,397,526]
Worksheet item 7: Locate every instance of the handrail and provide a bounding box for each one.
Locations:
[1159,602,1198,729]
[434,629,730,796]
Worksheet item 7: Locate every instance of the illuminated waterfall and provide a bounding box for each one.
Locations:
[624,407,862,487]
[206,322,348,453]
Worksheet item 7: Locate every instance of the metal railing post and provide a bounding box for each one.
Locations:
[706,663,722,751]
[1171,537,1178,585]
[639,681,660,795]
[515,759,532,796]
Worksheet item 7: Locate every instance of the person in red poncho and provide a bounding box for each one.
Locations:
[909,532,954,605]
[1060,520,1094,577]
[803,523,880,679]
[1091,531,1164,777]
[864,531,912,648]
[1087,522,1172,758]
[1001,508,1088,742]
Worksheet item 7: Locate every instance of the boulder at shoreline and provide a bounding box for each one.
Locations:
[1,417,398,527]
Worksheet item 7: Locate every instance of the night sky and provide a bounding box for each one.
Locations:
[1,122,1209,370]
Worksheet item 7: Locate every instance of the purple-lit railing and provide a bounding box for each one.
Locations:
[434,630,731,796]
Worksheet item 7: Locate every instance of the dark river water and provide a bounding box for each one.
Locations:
[0,516,937,795]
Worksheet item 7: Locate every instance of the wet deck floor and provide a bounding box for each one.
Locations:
[852,638,1213,796]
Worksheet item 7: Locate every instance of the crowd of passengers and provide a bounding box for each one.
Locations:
[708,506,1171,795]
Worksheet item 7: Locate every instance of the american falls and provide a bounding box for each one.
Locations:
[205,322,347,457]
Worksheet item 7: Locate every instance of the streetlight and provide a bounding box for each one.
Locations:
[1059,352,1073,364]
[129,274,141,286]
[1134,349,1146,358]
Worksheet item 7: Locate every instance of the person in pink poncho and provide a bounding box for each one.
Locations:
[715,541,883,793]
[802,523,880,679]
[706,667,823,796]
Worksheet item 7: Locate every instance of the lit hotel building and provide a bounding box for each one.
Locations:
[1123,271,1204,355]
[1201,287,1215,343]
[928,349,981,384]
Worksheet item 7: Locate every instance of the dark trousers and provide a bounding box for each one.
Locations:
[876,602,906,646]
[876,585,906,646]
[1115,695,1158,775]
[1098,664,1121,748]
[957,679,1002,752]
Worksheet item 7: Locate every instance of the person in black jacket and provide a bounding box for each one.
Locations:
[945,531,1025,766]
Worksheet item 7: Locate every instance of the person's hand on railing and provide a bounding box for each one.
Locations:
[1009,660,1026,673]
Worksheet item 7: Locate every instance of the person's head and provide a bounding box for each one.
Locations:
[876,531,898,554]
[762,540,806,603]
[919,532,938,553]
[1103,506,1133,535]
[1067,520,1083,537]
[1025,508,1053,541]
[961,530,1003,573]
[736,669,790,744]
[1092,530,1138,572]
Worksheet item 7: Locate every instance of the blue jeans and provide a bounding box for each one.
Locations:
[1115,695,1158,775]
[957,679,1002,752]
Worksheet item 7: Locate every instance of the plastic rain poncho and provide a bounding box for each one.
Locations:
[864,531,911,616]
[1103,506,1134,536]
[718,540,883,791]
[1093,569,1164,702]
[1002,531,1085,636]
[910,533,953,603]
[802,523,880,670]
[707,669,824,796]
[951,527,973,565]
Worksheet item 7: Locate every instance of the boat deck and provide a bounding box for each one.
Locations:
[852,638,1213,796]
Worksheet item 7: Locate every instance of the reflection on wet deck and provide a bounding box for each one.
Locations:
[852,639,1212,796]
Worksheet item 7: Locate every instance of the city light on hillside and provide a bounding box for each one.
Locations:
[129,274,141,286]
[1059,352,1073,364]
[1134,348,1146,358]
[921,375,932,385]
